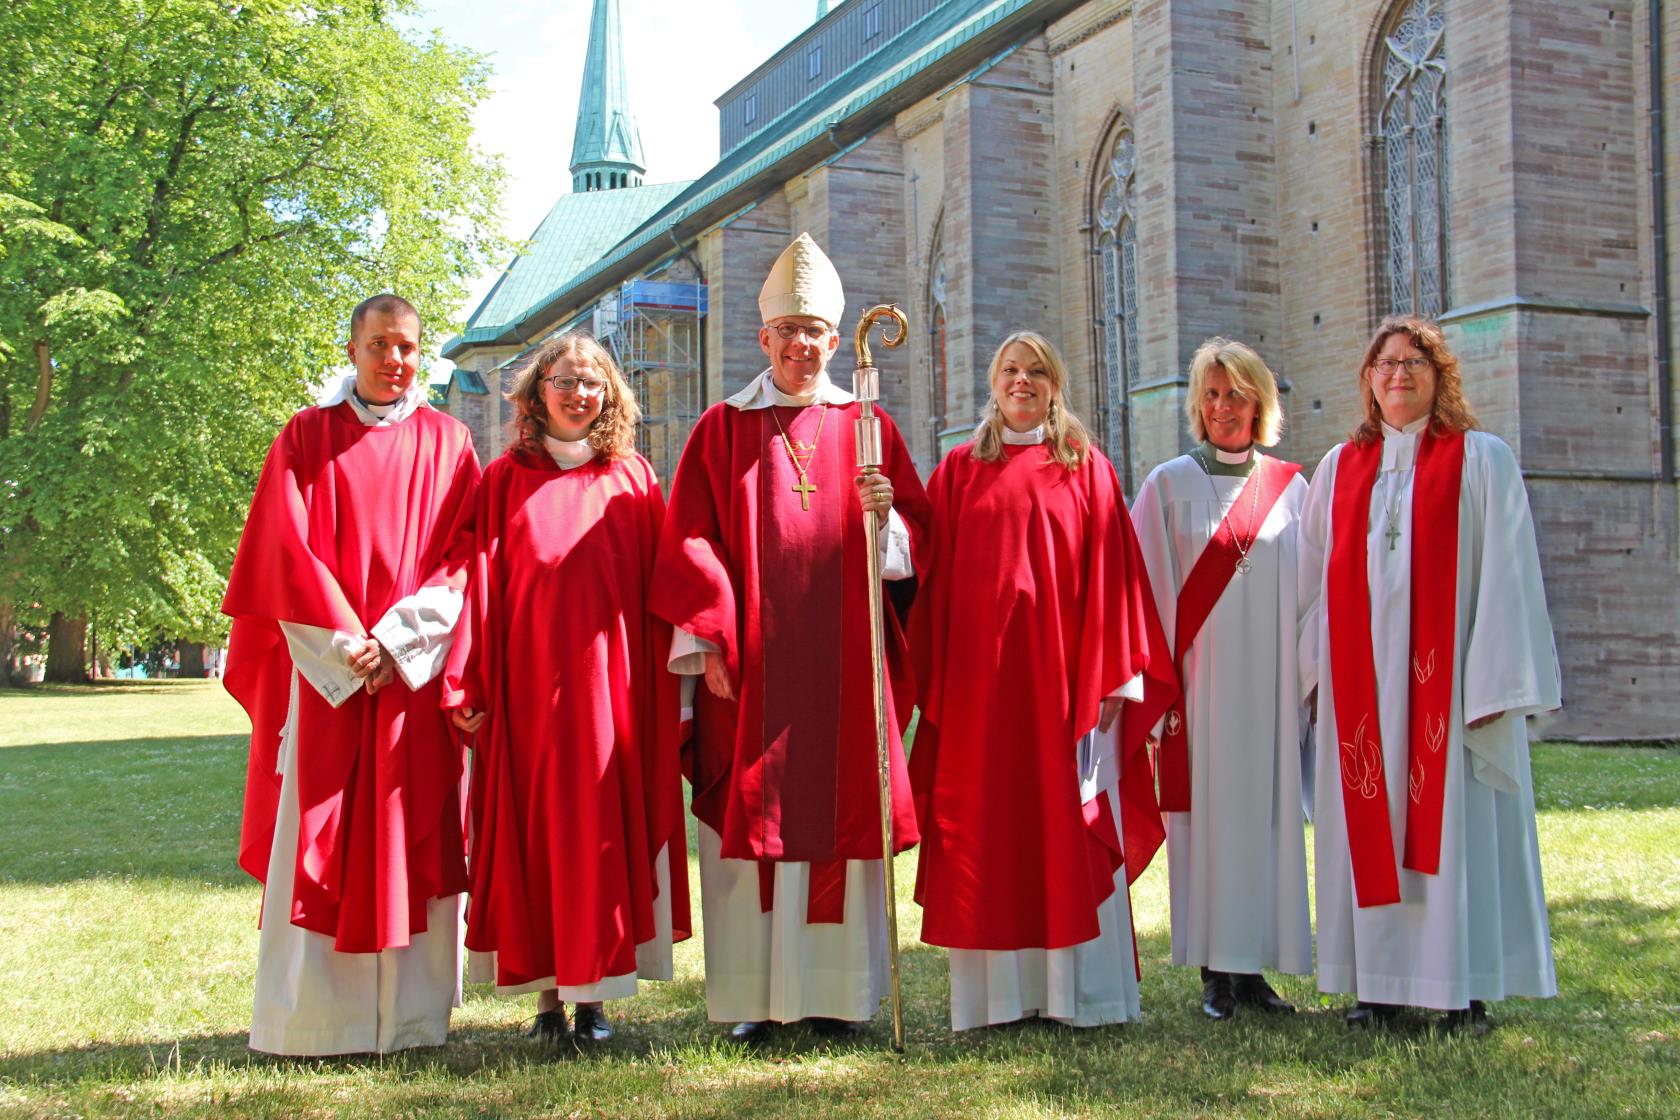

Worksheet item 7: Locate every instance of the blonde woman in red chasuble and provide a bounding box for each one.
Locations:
[441,332,691,1045]
[1127,338,1312,1022]
[1297,314,1561,1033]
[909,331,1175,1030]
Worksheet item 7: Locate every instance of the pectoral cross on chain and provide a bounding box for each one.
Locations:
[792,478,816,510]
[1385,519,1402,551]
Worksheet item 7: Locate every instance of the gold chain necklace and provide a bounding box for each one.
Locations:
[1193,448,1263,575]
[768,404,828,511]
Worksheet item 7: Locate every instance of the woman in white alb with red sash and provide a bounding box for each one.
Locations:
[1127,338,1312,1022]
[1297,314,1561,1033]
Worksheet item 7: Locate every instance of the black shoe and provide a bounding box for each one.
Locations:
[805,1016,863,1037]
[1233,974,1296,1014]
[527,1009,569,1042]
[573,1003,615,1043]
[729,1020,775,1043]
[1344,1000,1399,1027]
[1200,968,1237,1020]
[1438,1000,1490,1036]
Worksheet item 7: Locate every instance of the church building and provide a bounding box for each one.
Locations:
[438,0,1680,741]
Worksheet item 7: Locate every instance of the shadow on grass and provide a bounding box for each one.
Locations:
[0,736,247,885]
[0,680,214,700]
[1548,895,1680,1008]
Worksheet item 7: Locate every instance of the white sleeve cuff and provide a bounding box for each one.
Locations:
[879,507,913,581]
[669,627,717,676]
[278,621,363,708]
[1108,673,1144,703]
[371,585,465,691]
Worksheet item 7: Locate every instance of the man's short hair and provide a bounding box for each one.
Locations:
[349,293,422,341]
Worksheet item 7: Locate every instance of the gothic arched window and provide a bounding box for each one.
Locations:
[1375,0,1449,318]
[1092,119,1139,479]
[927,217,950,447]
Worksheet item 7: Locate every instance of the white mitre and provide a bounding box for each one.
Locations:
[758,232,845,326]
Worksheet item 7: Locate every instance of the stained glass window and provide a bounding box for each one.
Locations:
[1377,0,1449,318]
[1093,122,1139,470]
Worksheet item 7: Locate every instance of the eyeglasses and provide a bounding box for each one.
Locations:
[544,374,607,394]
[1373,357,1432,374]
[769,322,831,341]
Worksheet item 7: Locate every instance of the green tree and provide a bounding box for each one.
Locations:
[0,0,505,681]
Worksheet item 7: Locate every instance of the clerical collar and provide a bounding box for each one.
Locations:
[321,373,428,427]
[543,434,594,469]
[1378,415,1429,473]
[1195,440,1258,477]
[1001,424,1044,446]
[724,368,856,411]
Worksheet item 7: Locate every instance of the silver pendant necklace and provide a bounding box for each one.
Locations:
[1193,448,1262,575]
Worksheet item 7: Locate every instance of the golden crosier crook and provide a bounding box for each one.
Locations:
[854,304,908,369]
[852,302,908,1054]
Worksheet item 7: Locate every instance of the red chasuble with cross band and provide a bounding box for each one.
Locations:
[440,449,691,988]
[223,403,480,953]
[909,442,1176,951]
[649,398,930,922]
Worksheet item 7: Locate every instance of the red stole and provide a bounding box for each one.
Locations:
[1326,427,1464,908]
[1152,456,1301,811]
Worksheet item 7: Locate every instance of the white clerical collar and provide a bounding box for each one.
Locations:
[1213,444,1253,464]
[320,373,429,427]
[1379,415,1429,472]
[1001,424,1044,445]
[724,368,856,411]
[543,434,594,469]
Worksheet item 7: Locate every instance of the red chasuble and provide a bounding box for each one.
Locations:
[1326,428,1464,908]
[909,442,1176,951]
[441,449,691,987]
[649,399,929,920]
[223,403,480,953]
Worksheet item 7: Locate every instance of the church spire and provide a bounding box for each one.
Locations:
[814,0,831,20]
[570,0,646,193]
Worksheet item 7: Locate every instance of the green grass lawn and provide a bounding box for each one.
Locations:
[1,681,1676,1118]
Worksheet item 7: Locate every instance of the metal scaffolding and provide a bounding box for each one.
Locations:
[598,278,707,482]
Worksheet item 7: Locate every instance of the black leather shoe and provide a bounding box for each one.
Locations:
[1344,1000,1399,1027]
[1438,1000,1490,1036]
[1200,968,1237,1020]
[729,1020,775,1043]
[528,1009,569,1042]
[805,1016,863,1037]
[573,1003,615,1043]
[1233,973,1296,1013]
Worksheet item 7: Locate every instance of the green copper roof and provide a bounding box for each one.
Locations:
[450,0,1073,357]
[570,0,645,177]
[445,181,690,354]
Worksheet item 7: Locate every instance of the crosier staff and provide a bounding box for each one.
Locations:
[853,304,908,1054]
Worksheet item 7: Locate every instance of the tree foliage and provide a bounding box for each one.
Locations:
[0,0,505,653]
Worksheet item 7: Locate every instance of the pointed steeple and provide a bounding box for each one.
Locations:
[570,0,646,193]
[814,1,831,20]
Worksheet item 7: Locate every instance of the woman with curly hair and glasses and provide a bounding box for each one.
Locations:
[442,331,690,1045]
[1297,314,1560,1035]
[909,331,1175,1030]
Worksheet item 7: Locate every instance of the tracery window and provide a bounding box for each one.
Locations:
[1092,119,1139,477]
[926,217,950,450]
[1376,0,1449,318]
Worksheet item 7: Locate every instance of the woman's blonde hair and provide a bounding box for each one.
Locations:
[1351,314,1478,445]
[505,330,640,460]
[1184,336,1284,447]
[972,331,1092,471]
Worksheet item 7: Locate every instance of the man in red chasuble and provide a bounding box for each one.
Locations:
[650,234,930,1042]
[223,294,480,1054]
